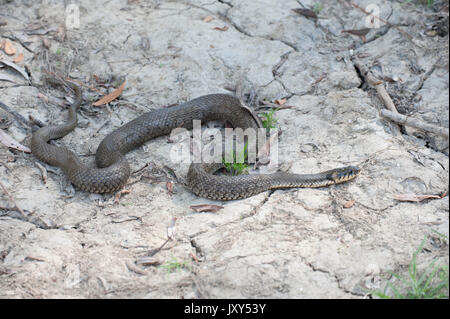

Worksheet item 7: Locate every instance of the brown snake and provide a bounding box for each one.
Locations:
[31,78,360,200]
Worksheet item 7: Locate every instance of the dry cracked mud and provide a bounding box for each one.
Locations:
[0,0,448,298]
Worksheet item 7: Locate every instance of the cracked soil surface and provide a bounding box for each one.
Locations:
[0,0,449,298]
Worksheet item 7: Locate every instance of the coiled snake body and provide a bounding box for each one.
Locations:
[31,79,360,200]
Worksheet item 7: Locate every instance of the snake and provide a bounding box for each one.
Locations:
[31,78,360,200]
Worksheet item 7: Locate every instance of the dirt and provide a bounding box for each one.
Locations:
[0,0,448,298]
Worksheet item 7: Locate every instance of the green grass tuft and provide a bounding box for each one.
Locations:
[313,2,324,14]
[260,108,278,129]
[371,235,449,299]
[223,142,249,176]
[160,258,191,274]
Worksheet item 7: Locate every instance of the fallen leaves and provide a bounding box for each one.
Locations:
[342,28,370,41]
[190,204,224,213]
[93,80,126,106]
[166,181,174,196]
[393,192,447,203]
[13,53,24,64]
[214,26,229,31]
[114,188,131,204]
[1,39,16,55]
[203,16,213,23]
[42,38,51,49]
[274,98,287,105]
[292,8,318,20]
[0,59,30,82]
[343,200,355,208]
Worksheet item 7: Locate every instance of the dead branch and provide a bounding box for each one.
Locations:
[380,109,449,139]
[353,59,399,113]
[0,180,27,218]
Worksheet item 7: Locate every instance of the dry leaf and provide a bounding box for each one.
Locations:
[13,53,24,64]
[342,28,370,41]
[275,98,287,105]
[0,59,30,81]
[343,200,355,208]
[292,8,318,20]
[135,257,161,266]
[93,80,126,106]
[42,38,51,49]
[114,188,131,204]
[3,40,16,55]
[57,24,66,42]
[190,204,224,213]
[166,181,174,195]
[393,193,444,202]
[203,16,213,23]
[214,26,229,31]
[0,129,31,153]
[37,93,49,103]
[342,28,370,37]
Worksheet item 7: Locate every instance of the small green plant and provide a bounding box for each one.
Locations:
[313,2,324,14]
[55,48,62,55]
[223,142,249,176]
[260,108,278,129]
[371,236,449,299]
[401,0,434,7]
[161,258,191,274]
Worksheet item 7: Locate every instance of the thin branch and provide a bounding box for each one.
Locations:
[353,58,399,113]
[0,180,26,218]
[380,109,449,139]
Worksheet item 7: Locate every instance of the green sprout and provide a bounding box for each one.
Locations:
[371,235,449,299]
[223,142,249,176]
[313,2,324,14]
[160,258,191,274]
[260,108,278,129]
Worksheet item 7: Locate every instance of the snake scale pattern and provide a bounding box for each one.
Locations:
[31,79,360,200]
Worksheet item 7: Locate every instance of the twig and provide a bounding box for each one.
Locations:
[92,118,110,137]
[0,101,34,129]
[353,59,399,113]
[2,34,34,53]
[43,70,104,95]
[380,109,449,139]
[125,260,148,275]
[35,162,48,184]
[0,180,26,218]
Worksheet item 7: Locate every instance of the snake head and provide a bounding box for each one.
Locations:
[327,165,361,184]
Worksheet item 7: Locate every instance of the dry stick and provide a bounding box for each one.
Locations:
[0,180,26,218]
[380,109,449,139]
[43,70,104,95]
[355,59,449,139]
[353,59,398,113]
[0,101,34,129]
